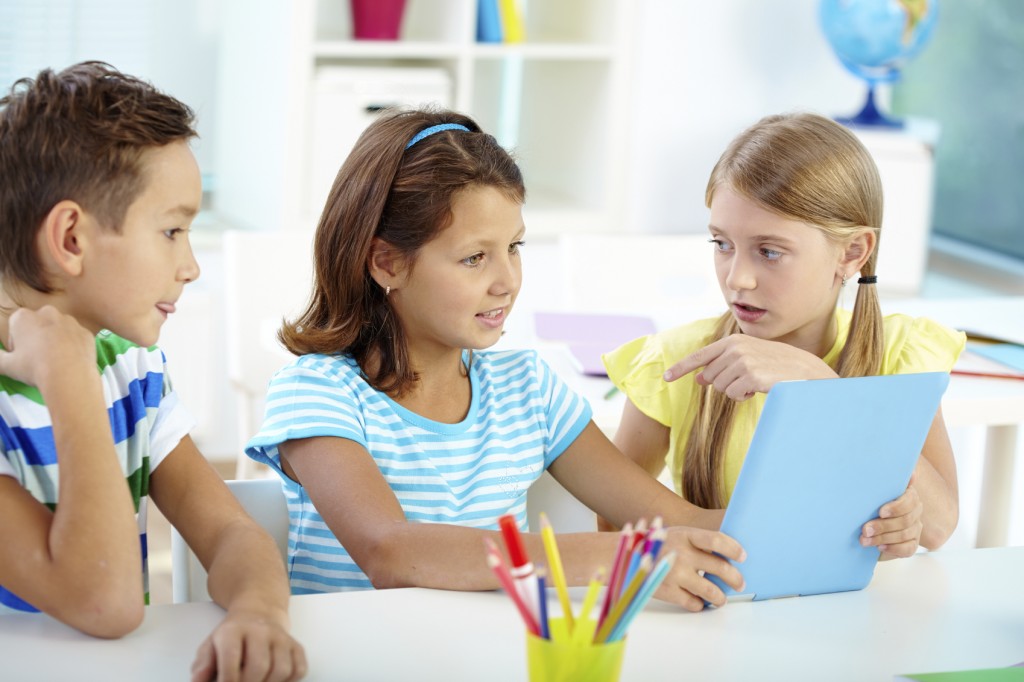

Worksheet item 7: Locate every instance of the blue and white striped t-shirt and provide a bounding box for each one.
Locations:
[245,349,592,594]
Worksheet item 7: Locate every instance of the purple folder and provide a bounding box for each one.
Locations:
[534,312,657,376]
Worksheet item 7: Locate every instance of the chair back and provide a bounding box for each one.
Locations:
[171,478,289,603]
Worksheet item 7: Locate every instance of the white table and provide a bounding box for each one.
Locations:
[2,548,1022,681]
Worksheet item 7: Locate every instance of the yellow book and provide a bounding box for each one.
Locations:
[498,0,525,43]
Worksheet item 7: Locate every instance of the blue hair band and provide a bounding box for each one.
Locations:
[404,123,470,150]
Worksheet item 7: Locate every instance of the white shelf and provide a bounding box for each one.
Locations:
[214,0,632,236]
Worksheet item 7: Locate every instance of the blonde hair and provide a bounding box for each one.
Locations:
[682,112,884,508]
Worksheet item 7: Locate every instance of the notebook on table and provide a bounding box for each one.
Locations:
[533,312,656,376]
[708,371,950,601]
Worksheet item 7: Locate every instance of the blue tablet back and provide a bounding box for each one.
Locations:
[709,372,949,601]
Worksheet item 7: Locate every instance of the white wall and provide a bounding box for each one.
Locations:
[625,0,868,234]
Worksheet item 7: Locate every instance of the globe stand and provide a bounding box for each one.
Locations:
[836,84,903,129]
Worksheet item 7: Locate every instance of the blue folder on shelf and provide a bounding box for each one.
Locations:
[709,371,949,601]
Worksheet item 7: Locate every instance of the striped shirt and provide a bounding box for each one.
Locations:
[0,331,194,613]
[246,349,591,594]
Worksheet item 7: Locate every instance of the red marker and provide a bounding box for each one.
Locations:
[498,514,539,622]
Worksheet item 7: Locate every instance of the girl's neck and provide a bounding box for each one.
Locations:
[385,347,473,424]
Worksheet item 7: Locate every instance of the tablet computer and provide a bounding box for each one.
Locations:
[708,371,949,601]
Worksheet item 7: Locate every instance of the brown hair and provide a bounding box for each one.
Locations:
[0,61,196,293]
[682,112,884,508]
[280,108,525,396]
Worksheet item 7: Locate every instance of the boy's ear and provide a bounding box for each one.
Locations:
[367,237,407,289]
[38,200,87,277]
[839,227,878,275]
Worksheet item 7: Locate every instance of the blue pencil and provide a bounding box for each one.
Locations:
[607,552,677,643]
[536,569,550,640]
[621,548,643,597]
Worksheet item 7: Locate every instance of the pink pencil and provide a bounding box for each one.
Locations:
[485,539,541,636]
[597,522,633,629]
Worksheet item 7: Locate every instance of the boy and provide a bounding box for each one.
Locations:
[0,62,306,681]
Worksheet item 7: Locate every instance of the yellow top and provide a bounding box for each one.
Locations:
[602,309,966,504]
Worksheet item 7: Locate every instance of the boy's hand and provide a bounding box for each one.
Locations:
[861,481,924,560]
[654,527,745,611]
[190,607,307,682]
[663,335,838,401]
[0,306,97,392]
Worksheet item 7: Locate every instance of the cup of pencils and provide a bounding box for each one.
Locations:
[485,513,675,682]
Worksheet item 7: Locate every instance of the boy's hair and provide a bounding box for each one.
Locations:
[684,112,885,508]
[280,107,525,396]
[0,61,197,293]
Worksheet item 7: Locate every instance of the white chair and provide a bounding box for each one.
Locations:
[557,233,722,324]
[170,478,290,603]
[223,229,316,479]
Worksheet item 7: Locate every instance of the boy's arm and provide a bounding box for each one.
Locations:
[0,306,144,637]
[149,435,306,682]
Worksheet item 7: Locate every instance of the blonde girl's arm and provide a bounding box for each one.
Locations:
[860,407,959,557]
[279,432,742,610]
[596,398,672,531]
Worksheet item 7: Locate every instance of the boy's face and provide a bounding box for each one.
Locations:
[68,140,202,347]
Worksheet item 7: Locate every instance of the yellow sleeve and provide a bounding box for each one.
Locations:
[881,315,967,375]
[602,334,674,427]
[602,318,719,428]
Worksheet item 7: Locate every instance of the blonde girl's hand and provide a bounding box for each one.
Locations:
[861,480,924,560]
[662,335,838,401]
[652,527,746,611]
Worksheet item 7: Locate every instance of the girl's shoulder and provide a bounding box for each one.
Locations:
[270,352,364,386]
[605,316,721,369]
[879,313,967,373]
[470,348,543,381]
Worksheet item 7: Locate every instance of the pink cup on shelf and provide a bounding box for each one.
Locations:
[350,0,407,41]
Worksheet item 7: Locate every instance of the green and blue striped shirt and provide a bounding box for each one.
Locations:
[0,331,194,613]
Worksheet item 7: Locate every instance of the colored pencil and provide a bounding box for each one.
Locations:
[539,513,574,633]
[597,522,633,629]
[621,545,644,596]
[644,526,667,564]
[498,514,539,623]
[606,552,677,643]
[572,568,606,644]
[485,538,540,636]
[536,568,550,640]
[594,554,652,643]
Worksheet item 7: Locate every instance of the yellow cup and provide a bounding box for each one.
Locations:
[526,617,626,682]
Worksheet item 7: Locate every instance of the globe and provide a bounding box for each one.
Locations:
[820,0,939,128]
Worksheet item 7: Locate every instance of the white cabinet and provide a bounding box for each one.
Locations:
[213,0,633,236]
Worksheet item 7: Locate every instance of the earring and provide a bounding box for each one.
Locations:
[841,274,848,288]
[385,285,391,296]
